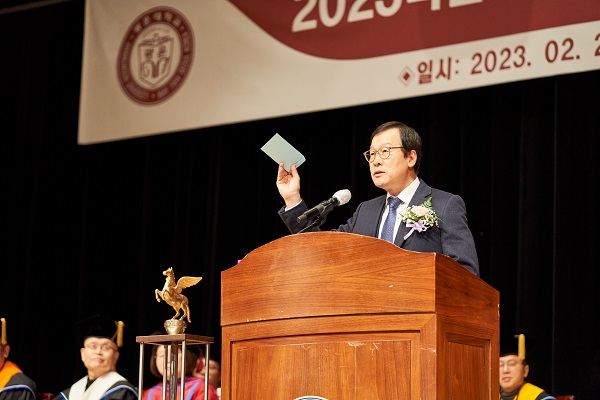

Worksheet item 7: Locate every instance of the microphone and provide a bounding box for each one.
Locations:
[297,189,351,223]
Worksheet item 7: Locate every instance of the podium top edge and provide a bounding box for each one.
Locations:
[135,334,214,345]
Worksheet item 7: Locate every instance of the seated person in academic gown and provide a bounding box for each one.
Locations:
[0,318,37,400]
[499,334,555,400]
[53,315,138,400]
[142,333,218,400]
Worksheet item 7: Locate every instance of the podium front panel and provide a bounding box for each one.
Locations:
[222,314,435,400]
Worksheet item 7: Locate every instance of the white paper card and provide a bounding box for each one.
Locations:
[260,133,306,172]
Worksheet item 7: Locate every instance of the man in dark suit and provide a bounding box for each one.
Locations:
[276,120,479,276]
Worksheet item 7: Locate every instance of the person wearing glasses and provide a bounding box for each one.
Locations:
[52,315,137,400]
[499,334,555,400]
[276,120,479,276]
[0,318,37,400]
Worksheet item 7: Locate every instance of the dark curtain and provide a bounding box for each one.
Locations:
[1,2,599,398]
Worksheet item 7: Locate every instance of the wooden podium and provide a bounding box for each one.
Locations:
[221,232,499,400]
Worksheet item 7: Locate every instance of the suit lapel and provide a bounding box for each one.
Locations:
[371,195,387,238]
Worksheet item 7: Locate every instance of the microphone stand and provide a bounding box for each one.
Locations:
[297,202,338,233]
[298,215,326,233]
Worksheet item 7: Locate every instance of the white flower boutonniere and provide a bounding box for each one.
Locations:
[399,197,442,240]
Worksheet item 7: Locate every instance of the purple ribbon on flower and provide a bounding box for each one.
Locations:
[407,220,427,232]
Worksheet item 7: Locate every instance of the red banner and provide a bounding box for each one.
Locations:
[230,0,600,59]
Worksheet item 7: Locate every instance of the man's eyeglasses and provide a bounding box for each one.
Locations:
[363,146,404,162]
[85,343,117,352]
[499,360,522,369]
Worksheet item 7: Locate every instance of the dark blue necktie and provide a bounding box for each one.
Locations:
[381,197,401,242]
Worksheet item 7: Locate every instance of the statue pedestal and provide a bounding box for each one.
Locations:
[136,333,214,400]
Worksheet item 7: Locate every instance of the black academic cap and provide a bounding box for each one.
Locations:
[500,333,526,360]
[80,314,125,348]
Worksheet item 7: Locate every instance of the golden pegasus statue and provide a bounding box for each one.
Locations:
[155,267,202,323]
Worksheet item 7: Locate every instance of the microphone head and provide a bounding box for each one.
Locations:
[333,189,351,206]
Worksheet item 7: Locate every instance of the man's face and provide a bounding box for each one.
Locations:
[81,337,119,380]
[368,128,416,196]
[499,355,528,393]
[0,344,9,370]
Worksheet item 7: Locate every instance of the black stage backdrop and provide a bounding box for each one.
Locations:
[1,2,599,398]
